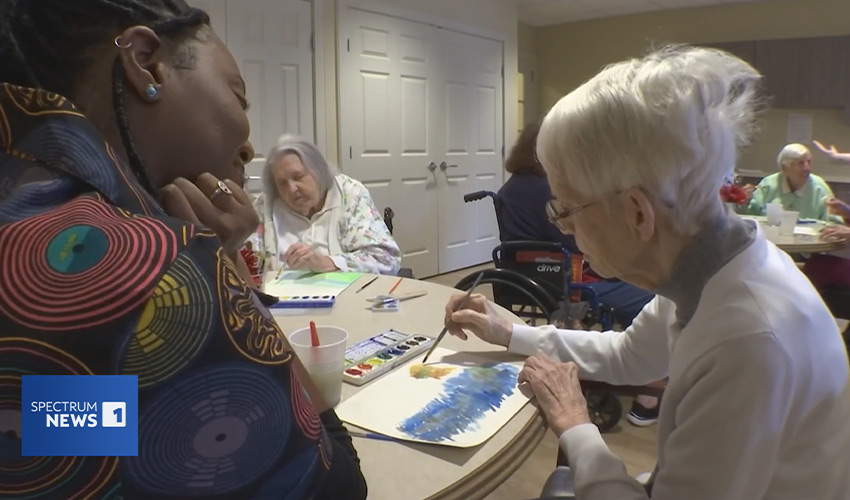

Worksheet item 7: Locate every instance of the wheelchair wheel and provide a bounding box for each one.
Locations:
[585,390,622,433]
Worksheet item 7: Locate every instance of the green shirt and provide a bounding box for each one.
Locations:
[738,172,843,223]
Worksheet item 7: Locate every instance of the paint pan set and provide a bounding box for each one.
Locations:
[343,329,434,385]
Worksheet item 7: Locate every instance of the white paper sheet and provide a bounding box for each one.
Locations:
[335,348,530,448]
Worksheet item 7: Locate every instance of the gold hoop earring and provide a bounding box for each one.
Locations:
[114,36,133,49]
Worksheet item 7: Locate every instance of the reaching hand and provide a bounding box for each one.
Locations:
[443,293,513,347]
[824,196,850,219]
[284,243,338,273]
[813,140,841,159]
[160,173,259,260]
[820,224,850,243]
[517,355,591,436]
[741,183,756,201]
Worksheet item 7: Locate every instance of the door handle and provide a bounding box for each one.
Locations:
[427,162,437,172]
[439,161,458,171]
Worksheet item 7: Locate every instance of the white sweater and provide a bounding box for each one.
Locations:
[509,226,850,499]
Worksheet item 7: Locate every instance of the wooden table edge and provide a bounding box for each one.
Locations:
[776,241,850,253]
[425,411,548,500]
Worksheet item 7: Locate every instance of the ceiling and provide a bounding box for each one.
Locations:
[519,0,779,27]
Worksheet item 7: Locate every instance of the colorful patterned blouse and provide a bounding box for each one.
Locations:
[0,84,341,499]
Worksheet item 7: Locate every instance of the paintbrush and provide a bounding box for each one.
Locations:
[421,272,484,364]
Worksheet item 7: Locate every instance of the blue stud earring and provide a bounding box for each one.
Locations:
[145,84,159,99]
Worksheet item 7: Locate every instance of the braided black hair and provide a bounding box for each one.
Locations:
[0,0,211,196]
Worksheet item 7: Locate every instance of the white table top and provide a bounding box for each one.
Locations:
[740,215,850,253]
[272,274,545,500]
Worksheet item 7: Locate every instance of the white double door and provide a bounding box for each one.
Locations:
[339,5,504,277]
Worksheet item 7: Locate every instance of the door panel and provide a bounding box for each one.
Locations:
[437,30,502,273]
[339,6,503,277]
[226,0,314,190]
[340,8,440,277]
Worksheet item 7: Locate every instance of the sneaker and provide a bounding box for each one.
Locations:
[627,400,659,427]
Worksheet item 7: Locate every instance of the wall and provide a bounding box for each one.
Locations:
[519,21,537,54]
[320,0,519,165]
[535,0,850,180]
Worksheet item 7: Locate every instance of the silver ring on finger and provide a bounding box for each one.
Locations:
[209,180,233,201]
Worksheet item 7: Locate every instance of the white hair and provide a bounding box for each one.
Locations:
[776,143,810,170]
[261,134,337,209]
[537,45,763,235]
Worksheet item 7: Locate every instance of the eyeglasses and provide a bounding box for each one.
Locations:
[546,198,606,231]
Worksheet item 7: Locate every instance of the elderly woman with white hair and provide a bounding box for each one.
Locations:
[739,143,843,222]
[443,45,850,499]
[258,135,401,274]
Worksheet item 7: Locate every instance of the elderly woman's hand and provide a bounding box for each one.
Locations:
[284,243,338,273]
[444,293,513,347]
[518,355,590,436]
[160,173,259,261]
[820,224,850,243]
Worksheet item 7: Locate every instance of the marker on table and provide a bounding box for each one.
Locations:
[422,271,484,364]
[355,276,379,294]
[388,277,403,294]
[309,320,321,347]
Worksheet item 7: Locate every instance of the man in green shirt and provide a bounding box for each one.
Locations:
[739,143,843,223]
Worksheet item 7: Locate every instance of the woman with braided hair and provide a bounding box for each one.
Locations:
[0,1,366,499]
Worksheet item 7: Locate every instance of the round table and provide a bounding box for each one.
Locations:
[740,215,850,253]
[272,274,546,500]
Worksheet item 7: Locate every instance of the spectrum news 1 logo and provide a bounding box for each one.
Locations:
[21,375,138,456]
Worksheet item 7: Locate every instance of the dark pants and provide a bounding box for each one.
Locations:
[588,281,654,327]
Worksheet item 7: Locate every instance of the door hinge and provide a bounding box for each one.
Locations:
[501,65,504,78]
[349,146,353,159]
[310,33,314,51]
[347,38,350,52]
[501,145,505,158]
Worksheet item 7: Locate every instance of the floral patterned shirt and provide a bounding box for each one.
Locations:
[259,174,401,275]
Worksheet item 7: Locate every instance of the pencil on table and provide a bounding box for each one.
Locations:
[388,277,403,294]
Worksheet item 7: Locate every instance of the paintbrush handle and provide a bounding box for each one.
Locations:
[422,272,484,363]
[393,290,428,301]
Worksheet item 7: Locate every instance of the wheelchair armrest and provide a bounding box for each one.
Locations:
[539,466,576,499]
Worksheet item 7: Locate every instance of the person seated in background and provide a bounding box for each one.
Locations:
[0,2,367,498]
[499,121,660,425]
[258,135,401,275]
[739,143,843,222]
[444,45,850,499]
[813,139,850,164]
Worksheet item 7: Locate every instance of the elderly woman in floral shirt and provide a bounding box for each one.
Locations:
[258,135,401,275]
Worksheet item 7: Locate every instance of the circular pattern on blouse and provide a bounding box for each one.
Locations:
[123,363,291,497]
[0,197,176,331]
[0,338,117,499]
[45,224,108,274]
[116,253,215,388]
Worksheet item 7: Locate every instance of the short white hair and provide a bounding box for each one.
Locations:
[537,45,762,235]
[261,134,337,208]
[776,143,810,170]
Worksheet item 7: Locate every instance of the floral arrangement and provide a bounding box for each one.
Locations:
[719,181,747,205]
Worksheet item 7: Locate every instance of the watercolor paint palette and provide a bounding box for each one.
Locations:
[343,329,434,386]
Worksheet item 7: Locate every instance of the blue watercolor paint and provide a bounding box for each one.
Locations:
[397,364,519,442]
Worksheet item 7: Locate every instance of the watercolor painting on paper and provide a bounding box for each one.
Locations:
[335,348,530,448]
